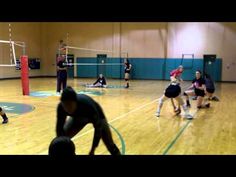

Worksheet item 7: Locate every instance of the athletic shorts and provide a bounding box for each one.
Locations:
[164,85,181,98]
[206,88,215,94]
[194,89,205,97]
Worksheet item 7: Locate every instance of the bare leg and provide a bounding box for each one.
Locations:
[197,96,204,108]
[156,95,168,117]
[184,90,196,107]
[0,107,9,124]
[175,96,193,119]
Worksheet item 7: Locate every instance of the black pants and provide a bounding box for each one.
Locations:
[57,72,67,93]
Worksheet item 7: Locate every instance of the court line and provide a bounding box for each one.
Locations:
[109,124,126,155]
[39,81,191,154]
[38,98,159,154]
[157,82,195,155]
[71,98,159,140]
[162,109,198,155]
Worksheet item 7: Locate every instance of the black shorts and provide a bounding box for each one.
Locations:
[125,71,130,74]
[206,88,215,94]
[165,85,181,98]
[194,89,205,97]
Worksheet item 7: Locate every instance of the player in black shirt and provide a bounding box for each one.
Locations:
[124,59,132,88]
[56,86,121,155]
[57,55,67,93]
[183,70,210,109]
[0,107,8,124]
[93,74,107,87]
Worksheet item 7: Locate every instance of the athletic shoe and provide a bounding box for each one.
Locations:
[2,118,8,124]
[197,106,202,109]
[192,96,197,100]
[183,114,193,119]
[212,96,219,101]
[155,112,160,117]
[175,108,181,115]
[205,103,210,108]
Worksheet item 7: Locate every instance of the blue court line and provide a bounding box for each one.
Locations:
[109,124,126,155]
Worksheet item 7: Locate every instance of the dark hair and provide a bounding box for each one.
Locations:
[49,136,76,157]
[205,73,209,78]
[204,73,212,80]
[61,86,77,102]
[125,58,130,64]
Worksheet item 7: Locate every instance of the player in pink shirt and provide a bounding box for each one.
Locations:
[170,65,184,115]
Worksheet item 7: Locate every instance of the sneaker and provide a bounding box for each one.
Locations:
[212,96,219,101]
[2,118,8,124]
[192,96,197,100]
[205,103,210,108]
[183,114,193,119]
[197,106,202,109]
[155,112,160,117]
[175,108,181,115]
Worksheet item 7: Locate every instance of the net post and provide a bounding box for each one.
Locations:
[66,46,68,63]
[21,55,29,95]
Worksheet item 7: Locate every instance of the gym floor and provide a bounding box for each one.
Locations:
[0,78,235,155]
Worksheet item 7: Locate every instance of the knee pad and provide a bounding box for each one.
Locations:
[0,107,2,112]
[183,92,188,96]
[125,79,128,81]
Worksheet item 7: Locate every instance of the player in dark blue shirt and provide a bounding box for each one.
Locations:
[204,74,219,101]
[93,74,107,87]
[57,55,67,93]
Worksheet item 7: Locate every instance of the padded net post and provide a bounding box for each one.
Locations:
[21,55,29,95]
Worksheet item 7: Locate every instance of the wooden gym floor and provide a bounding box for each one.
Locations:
[0,78,235,155]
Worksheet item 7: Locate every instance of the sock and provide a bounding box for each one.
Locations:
[157,100,163,114]
[186,100,190,105]
[182,104,189,114]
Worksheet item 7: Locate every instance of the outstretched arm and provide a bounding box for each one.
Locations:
[89,119,103,155]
